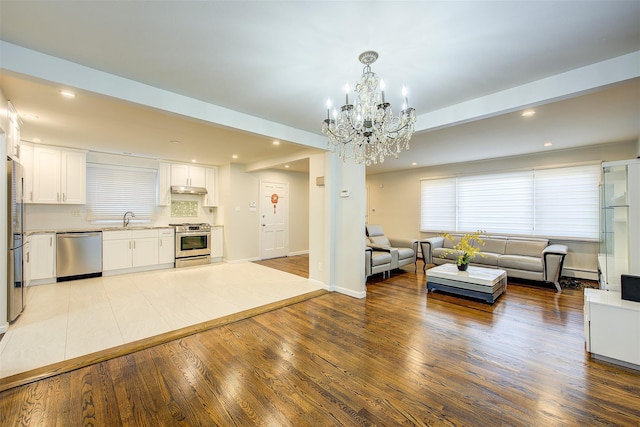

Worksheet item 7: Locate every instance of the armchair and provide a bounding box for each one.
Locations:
[365,224,418,272]
[365,247,397,279]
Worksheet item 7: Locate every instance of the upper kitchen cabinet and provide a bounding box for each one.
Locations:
[203,167,219,207]
[171,163,206,188]
[20,142,34,203]
[32,145,87,204]
[157,162,171,206]
[6,101,21,161]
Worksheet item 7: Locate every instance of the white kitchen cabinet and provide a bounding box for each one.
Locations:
[171,163,206,188]
[32,145,86,204]
[103,229,159,271]
[158,228,175,264]
[20,142,34,203]
[7,101,21,161]
[157,162,172,206]
[585,288,640,369]
[203,167,219,207]
[27,233,56,283]
[210,226,223,259]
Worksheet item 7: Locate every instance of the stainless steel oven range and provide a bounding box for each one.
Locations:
[170,223,211,268]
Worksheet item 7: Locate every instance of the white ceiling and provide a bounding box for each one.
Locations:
[0,1,639,174]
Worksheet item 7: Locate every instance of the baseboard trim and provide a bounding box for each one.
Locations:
[334,285,366,299]
[287,250,309,257]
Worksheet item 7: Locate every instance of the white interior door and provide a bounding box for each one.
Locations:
[260,181,289,260]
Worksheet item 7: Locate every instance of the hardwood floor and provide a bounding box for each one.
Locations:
[2,256,640,426]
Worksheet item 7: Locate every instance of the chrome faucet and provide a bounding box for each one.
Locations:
[123,211,135,228]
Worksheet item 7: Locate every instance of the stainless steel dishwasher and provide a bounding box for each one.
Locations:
[56,232,103,282]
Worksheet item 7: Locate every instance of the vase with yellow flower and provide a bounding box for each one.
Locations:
[441,230,487,271]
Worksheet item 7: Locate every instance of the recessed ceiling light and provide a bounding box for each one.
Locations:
[170,140,180,144]
[32,137,41,143]
[522,110,535,117]
[232,154,238,159]
[285,164,290,168]
[191,159,197,163]
[22,113,39,120]
[60,90,76,98]
[272,140,280,146]
[544,141,553,147]
[411,162,417,166]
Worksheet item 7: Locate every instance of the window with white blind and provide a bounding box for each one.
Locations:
[420,164,600,239]
[86,163,157,222]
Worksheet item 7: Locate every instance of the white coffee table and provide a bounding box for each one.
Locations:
[426,263,507,303]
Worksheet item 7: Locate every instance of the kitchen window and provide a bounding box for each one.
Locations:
[86,163,157,222]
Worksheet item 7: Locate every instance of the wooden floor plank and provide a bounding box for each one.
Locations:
[2,256,640,426]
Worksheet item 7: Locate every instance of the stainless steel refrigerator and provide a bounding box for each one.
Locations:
[7,157,24,322]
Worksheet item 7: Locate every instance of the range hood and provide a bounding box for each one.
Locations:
[171,185,208,195]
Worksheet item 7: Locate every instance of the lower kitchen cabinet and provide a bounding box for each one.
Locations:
[25,233,56,284]
[103,229,159,272]
[158,228,175,264]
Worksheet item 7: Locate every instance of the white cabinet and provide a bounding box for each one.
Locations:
[158,228,175,264]
[20,143,34,203]
[203,167,219,207]
[210,226,223,259]
[171,163,206,188]
[7,101,21,161]
[157,162,172,206]
[103,229,159,271]
[585,288,640,368]
[26,233,56,283]
[32,146,86,204]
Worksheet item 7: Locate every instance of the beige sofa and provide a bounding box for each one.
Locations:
[420,235,568,291]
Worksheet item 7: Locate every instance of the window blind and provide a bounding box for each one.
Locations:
[86,163,157,221]
[420,164,600,239]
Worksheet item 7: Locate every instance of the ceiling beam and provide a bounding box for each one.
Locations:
[0,41,327,151]
[415,51,640,133]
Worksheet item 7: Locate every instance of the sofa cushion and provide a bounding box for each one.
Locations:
[433,247,459,261]
[371,251,392,267]
[396,247,414,260]
[505,238,548,257]
[369,235,391,246]
[471,252,501,266]
[482,238,507,254]
[498,255,543,272]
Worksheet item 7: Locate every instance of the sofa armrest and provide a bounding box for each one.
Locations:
[543,244,568,291]
[388,238,418,250]
[419,237,444,265]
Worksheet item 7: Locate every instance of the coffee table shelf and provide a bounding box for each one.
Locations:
[426,263,507,303]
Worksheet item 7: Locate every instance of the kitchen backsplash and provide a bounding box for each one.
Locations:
[171,201,198,217]
[24,195,217,231]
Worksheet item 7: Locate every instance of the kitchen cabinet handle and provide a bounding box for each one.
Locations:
[49,236,53,246]
[133,241,136,250]
[26,252,29,263]
[129,241,131,250]
[30,191,33,201]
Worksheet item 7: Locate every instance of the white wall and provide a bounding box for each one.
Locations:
[222,163,310,262]
[366,141,638,279]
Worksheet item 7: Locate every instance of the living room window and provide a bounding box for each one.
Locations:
[420,164,600,239]
[86,163,157,222]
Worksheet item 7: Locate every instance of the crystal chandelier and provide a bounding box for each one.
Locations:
[322,51,416,165]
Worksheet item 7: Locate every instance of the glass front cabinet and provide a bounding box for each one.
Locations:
[599,159,640,291]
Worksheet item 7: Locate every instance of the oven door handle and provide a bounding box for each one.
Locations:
[177,231,211,236]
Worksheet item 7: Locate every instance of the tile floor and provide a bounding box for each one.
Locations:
[0,262,323,378]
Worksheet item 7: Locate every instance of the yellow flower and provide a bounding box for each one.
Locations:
[441,230,487,266]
